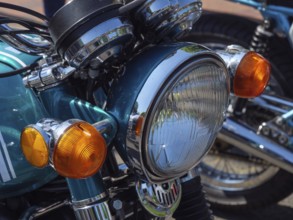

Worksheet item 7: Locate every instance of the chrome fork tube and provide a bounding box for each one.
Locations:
[72,197,112,220]
[218,117,293,174]
[66,173,112,220]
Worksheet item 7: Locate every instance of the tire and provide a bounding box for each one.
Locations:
[182,12,293,210]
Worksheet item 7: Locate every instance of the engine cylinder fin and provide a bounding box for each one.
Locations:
[173,176,212,220]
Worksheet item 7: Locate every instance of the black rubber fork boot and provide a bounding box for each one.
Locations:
[173,176,213,220]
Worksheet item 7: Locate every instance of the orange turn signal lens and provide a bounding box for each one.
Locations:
[233,51,270,98]
[21,126,49,168]
[135,116,144,136]
[53,121,107,179]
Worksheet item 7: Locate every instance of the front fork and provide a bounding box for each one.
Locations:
[67,174,111,220]
[32,85,212,220]
[68,164,212,220]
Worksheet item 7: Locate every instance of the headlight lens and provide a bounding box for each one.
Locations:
[144,63,229,177]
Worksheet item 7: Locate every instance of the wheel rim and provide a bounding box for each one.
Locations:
[200,143,279,191]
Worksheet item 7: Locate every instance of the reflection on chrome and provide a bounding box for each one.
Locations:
[64,17,134,68]
[126,44,230,183]
[136,179,182,217]
[136,0,202,40]
[0,24,52,55]
[146,64,229,177]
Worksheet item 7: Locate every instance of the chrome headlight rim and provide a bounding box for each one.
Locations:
[126,44,230,183]
[141,58,228,178]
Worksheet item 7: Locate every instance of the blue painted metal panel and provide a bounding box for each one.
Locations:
[0,42,57,199]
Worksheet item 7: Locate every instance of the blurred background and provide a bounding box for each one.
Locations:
[0,0,262,21]
[0,0,292,219]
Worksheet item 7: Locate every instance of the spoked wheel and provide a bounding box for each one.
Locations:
[182,12,293,210]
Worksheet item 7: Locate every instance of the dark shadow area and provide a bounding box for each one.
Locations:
[213,204,293,220]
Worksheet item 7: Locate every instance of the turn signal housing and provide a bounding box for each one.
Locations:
[21,126,49,168]
[53,121,107,179]
[233,51,270,98]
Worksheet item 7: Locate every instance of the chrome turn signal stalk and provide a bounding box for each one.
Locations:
[216,45,271,98]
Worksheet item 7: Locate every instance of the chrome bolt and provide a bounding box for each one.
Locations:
[261,125,270,136]
[278,135,288,145]
[113,199,123,210]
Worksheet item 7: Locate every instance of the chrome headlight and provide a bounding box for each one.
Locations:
[142,63,228,177]
[107,43,229,183]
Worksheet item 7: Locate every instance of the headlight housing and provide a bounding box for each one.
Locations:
[107,43,230,183]
[143,63,228,178]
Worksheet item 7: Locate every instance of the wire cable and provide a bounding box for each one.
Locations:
[0,18,48,30]
[0,2,48,21]
[0,3,53,78]
[0,63,38,78]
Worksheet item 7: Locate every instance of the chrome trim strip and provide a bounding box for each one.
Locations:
[0,51,26,67]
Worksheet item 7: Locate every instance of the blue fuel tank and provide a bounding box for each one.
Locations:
[0,41,57,199]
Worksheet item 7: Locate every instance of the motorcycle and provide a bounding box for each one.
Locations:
[183,0,293,210]
[0,0,270,219]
